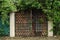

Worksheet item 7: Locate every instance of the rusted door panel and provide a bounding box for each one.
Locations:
[15,10,47,37]
[15,12,32,36]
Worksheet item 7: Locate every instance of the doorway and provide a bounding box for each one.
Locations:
[15,10,48,37]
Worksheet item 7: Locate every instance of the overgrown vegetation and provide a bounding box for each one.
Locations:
[0,0,60,35]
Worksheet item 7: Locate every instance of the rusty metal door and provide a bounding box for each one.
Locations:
[15,11,33,37]
[15,10,48,37]
[32,10,48,36]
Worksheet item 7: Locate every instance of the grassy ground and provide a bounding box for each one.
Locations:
[0,37,59,40]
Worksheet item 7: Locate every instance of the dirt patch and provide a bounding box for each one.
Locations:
[0,37,59,40]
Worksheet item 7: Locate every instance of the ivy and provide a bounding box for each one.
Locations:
[0,0,17,24]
